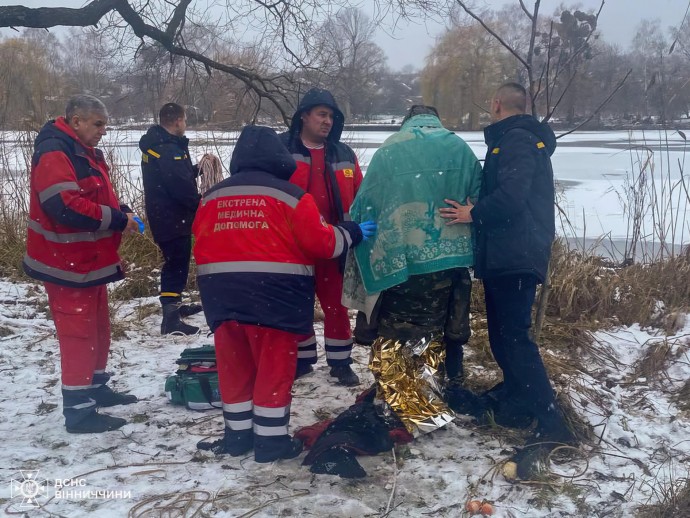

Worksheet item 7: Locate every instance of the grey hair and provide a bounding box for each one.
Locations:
[65,94,108,120]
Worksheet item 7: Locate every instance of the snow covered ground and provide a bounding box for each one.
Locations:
[0,278,688,517]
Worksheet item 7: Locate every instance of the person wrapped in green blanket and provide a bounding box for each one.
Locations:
[343,105,481,413]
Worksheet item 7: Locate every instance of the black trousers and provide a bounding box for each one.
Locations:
[158,235,192,305]
[483,274,557,420]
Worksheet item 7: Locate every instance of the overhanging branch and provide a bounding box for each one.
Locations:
[0,0,118,28]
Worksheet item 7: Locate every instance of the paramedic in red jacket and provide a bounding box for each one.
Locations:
[193,125,368,462]
[23,95,141,434]
[280,87,364,386]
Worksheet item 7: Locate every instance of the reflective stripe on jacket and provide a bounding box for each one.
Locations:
[193,170,353,333]
[23,117,127,287]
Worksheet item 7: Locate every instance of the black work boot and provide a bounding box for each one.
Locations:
[295,361,314,380]
[353,311,378,346]
[197,429,253,456]
[90,385,138,408]
[329,365,360,386]
[179,303,203,318]
[445,342,464,386]
[161,303,199,336]
[66,410,127,434]
[533,405,578,445]
[254,435,303,463]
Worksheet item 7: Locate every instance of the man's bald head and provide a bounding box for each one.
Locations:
[490,82,528,121]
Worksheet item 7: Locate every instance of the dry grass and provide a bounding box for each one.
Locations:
[548,240,690,329]
[636,477,690,518]
[671,380,690,416]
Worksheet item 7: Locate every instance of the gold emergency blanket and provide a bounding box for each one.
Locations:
[369,336,455,435]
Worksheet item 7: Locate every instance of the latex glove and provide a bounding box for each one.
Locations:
[359,220,377,240]
[133,216,145,234]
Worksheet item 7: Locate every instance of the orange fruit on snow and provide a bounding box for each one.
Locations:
[465,500,482,513]
[480,502,494,515]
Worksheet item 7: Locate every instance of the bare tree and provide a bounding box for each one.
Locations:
[309,7,388,120]
[0,1,342,123]
[452,0,629,122]
[0,1,439,124]
[0,30,64,127]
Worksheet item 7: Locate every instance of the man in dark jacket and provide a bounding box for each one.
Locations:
[440,83,573,443]
[140,103,204,335]
[24,94,141,433]
[281,88,363,386]
[193,126,366,463]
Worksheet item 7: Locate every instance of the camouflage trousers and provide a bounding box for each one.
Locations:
[376,268,472,347]
[360,268,473,383]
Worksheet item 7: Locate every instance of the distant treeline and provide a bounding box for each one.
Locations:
[0,4,688,131]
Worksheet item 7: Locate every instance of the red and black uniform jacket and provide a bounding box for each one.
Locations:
[23,117,130,287]
[280,88,363,224]
[193,126,362,334]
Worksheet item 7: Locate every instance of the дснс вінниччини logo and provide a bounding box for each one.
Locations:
[10,470,49,509]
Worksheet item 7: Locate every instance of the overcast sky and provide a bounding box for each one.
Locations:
[375,0,688,70]
[1,0,687,71]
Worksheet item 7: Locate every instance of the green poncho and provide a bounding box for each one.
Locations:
[344,114,481,308]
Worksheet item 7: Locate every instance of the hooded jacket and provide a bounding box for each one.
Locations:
[470,114,557,282]
[23,117,129,287]
[280,88,362,224]
[193,126,362,333]
[139,125,200,243]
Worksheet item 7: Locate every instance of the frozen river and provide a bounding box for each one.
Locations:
[2,127,688,259]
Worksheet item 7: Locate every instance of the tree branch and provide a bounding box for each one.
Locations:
[556,68,632,138]
[454,0,529,70]
[518,0,533,20]
[165,0,192,41]
[0,0,119,28]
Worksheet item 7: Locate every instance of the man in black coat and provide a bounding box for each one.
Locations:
[140,103,204,335]
[440,83,573,444]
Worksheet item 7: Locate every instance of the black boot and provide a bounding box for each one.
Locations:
[179,304,203,318]
[66,410,127,434]
[89,385,138,407]
[295,361,314,380]
[445,341,464,386]
[197,429,253,456]
[329,365,360,386]
[254,435,303,463]
[353,311,377,346]
[161,303,199,336]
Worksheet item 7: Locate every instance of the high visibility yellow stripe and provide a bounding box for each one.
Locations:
[147,149,161,158]
[492,148,500,154]
[160,292,180,297]
[536,142,545,149]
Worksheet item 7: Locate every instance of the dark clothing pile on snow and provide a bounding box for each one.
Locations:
[298,400,413,478]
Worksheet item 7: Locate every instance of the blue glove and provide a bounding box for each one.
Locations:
[133,216,145,234]
[359,220,377,240]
